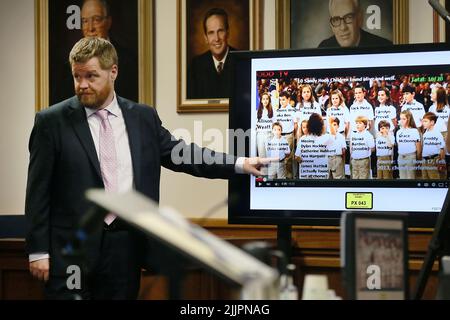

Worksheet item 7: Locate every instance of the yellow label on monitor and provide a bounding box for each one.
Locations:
[345,192,373,209]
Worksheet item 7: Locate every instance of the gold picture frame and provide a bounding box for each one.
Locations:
[35,0,154,111]
[177,0,263,113]
[276,0,409,49]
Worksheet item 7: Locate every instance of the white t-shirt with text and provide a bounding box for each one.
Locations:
[266,136,291,160]
[376,134,395,157]
[326,106,350,134]
[295,134,333,179]
[350,99,374,132]
[422,128,445,157]
[401,100,425,127]
[327,133,347,156]
[429,104,450,133]
[374,104,397,132]
[256,108,273,134]
[273,106,297,134]
[350,130,375,159]
[396,128,421,155]
[295,101,322,123]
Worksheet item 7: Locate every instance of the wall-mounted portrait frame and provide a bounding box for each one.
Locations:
[276,0,409,49]
[177,0,263,113]
[35,0,154,111]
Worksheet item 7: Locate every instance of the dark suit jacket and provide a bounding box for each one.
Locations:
[187,47,235,99]
[318,29,393,48]
[25,96,236,276]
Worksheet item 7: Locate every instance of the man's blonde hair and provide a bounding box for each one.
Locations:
[69,37,118,69]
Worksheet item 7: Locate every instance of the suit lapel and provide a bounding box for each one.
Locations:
[68,97,102,181]
[118,97,142,189]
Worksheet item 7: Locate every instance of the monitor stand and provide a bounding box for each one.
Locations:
[413,189,450,299]
[277,224,293,262]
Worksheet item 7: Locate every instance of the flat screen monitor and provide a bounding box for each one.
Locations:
[228,43,450,228]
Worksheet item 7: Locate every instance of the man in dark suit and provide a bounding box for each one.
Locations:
[318,0,392,48]
[26,37,266,299]
[187,8,234,99]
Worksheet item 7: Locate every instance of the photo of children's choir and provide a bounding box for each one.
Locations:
[255,74,450,180]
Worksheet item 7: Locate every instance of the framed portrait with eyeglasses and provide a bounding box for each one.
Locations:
[35,0,153,111]
[276,0,409,49]
[341,212,409,300]
[177,0,264,113]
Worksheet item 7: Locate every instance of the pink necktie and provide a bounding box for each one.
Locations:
[95,109,117,225]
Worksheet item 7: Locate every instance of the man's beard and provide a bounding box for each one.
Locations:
[77,86,111,109]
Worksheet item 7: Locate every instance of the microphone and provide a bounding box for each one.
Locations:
[429,0,450,24]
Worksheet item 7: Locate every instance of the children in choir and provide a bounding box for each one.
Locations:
[256,76,450,180]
